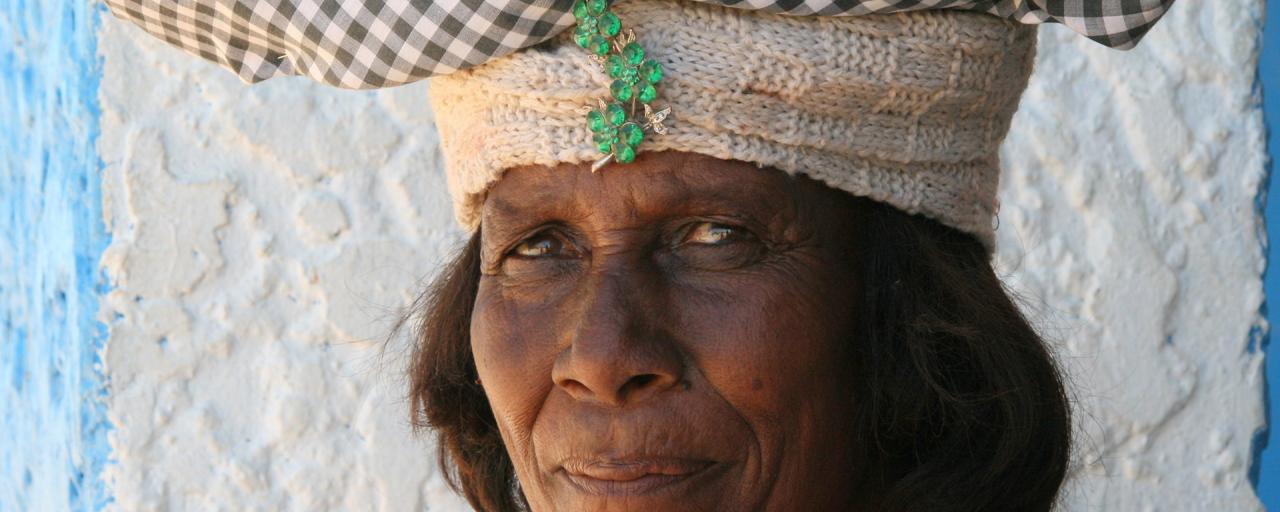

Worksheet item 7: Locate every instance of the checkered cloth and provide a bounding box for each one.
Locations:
[103,0,1176,90]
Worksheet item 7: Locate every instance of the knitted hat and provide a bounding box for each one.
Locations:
[427,0,1039,246]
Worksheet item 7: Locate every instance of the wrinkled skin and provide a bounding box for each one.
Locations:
[471,151,867,511]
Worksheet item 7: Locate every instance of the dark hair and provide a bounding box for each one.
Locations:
[404,199,1072,512]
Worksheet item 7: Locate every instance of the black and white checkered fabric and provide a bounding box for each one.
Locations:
[103,0,1176,90]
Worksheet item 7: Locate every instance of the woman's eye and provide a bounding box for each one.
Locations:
[511,232,570,258]
[668,221,763,271]
[682,222,745,245]
[497,229,582,279]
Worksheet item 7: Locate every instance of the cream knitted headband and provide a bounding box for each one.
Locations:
[427,0,1038,246]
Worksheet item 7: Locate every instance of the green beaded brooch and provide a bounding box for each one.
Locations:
[572,0,671,172]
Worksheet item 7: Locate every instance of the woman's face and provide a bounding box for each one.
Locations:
[472,151,866,511]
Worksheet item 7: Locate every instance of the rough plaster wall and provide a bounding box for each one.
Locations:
[994,2,1268,510]
[96,2,1267,512]
[97,18,469,512]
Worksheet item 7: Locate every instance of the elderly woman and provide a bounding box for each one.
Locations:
[106,0,1175,510]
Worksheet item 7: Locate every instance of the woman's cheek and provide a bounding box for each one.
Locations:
[670,259,841,394]
[471,283,560,447]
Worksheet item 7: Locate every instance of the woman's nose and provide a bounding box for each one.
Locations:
[551,267,684,407]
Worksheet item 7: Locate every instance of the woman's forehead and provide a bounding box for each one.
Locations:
[482,152,804,225]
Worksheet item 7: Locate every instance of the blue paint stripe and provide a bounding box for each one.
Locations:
[0,1,111,511]
[1257,0,1280,507]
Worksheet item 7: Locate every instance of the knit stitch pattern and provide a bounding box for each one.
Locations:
[428,0,1038,246]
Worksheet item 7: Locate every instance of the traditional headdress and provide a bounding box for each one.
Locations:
[106,0,1176,247]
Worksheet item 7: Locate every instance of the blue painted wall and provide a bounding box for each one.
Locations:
[1258,0,1280,508]
[0,2,111,511]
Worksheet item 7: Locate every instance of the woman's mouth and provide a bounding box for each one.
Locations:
[560,458,716,496]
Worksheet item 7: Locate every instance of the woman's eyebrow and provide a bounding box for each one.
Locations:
[674,178,795,218]
[480,213,548,248]
[485,194,535,222]
[482,185,575,234]
[482,163,793,230]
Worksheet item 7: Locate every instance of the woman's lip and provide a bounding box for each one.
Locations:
[560,459,715,496]
[563,458,713,481]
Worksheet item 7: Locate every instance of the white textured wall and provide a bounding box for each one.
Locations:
[995,1,1267,509]
[97,1,1266,510]
[97,18,469,511]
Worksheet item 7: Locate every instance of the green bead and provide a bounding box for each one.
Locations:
[610,79,633,101]
[620,66,639,85]
[614,143,636,163]
[579,15,598,33]
[573,26,592,48]
[587,110,607,132]
[593,133,616,153]
[605,55,625,78]
[622,42,645,65]
[620,122,644,146]
[588,35,610,56]
[598,12,621,37]
[572,0,589,19]
[604,102,626,125]
[637,83,657,103]
[641,60,663,83]
[585,0,607,16]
